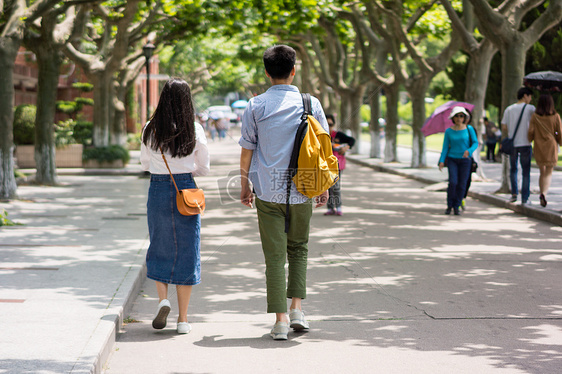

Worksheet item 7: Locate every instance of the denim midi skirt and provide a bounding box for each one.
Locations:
[146,173,201,285]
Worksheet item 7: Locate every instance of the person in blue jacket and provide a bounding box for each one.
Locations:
[438,106,478,215]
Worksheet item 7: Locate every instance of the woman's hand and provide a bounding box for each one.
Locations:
[438,162,445,171]
[463,150,470,158]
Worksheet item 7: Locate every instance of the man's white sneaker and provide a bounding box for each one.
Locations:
[152,299,171,329]
[289,309,309,331]
[177,322,192,334]
[270,321,289,340]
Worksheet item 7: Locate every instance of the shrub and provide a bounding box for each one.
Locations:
[56,100,78,114]
[74,97,94,106]
[72,82,94,92]
[83,145,130,164]
[13,104,36,145]
[54,119,75,146]
[127,132,142,150]
[72,121,93,145]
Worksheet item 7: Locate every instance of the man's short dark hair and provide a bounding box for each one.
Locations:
[263,45,296,79]
[517,87,533,100]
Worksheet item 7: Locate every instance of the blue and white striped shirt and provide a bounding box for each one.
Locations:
[239,85,329,204]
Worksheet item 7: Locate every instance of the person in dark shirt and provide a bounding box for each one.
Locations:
[324,114,355,216]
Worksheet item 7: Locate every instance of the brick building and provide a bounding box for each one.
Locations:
[13,47,160,134]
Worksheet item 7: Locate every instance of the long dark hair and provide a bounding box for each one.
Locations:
[535,94,556,116]
[142,79,196,158]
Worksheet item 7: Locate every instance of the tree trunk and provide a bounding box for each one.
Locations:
[464,41,497,180]
[384,83,400,163]
[91,73,112,147]
[32,43,62,185]
[349,87,366,155]
[494,42,528,193]
[111,88,127,146]
[500,42,527,115]
[409,81,428,168]
[0,38,20,199]
[369,86,382,158]
[340,93,351,132]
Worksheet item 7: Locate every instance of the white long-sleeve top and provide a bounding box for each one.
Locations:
[140,122,210,176]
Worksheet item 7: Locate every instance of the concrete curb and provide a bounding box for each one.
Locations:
[348,156,562,227]
[80,244,148,374]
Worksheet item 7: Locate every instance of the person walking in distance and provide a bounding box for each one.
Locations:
[483,117,498,162]
[501,87,535,204]
[528,93,562,207]
[324,114,355,216]
[438,106,478,215]
[140,79,210,334]
[239,45,329,340]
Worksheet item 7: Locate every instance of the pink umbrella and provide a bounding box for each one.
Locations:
[421,101,475,136]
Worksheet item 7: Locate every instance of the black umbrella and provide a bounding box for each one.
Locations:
[523,71,562,92]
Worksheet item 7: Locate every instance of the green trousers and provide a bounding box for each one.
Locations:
[255,198,313,313]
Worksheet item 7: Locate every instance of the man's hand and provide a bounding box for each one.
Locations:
[314,190,329,208]
[240,183,254,208]
[240,148,254,208]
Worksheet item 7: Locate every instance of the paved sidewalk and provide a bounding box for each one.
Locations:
[349,140,562,227]
[1,133,561,374]
[0,163,150,373]
[104,136,562,374]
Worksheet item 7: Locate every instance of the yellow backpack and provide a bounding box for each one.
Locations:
[284,93,339,232]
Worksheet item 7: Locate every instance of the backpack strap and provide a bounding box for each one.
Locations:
[302,93,312,117]
[285,93,312,233]
[512,104,527,139]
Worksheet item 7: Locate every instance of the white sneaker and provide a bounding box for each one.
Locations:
[270,321,289,340]
[289,309,309,331]
[152,299,171,329]
[177,322,192,334]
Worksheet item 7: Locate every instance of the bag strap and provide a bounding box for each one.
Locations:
[160,149,180,194]
[160,148,198,192]
[284,93,312,233]
[512,104,527,139]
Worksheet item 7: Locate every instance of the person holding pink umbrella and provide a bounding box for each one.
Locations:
[438,106,479,215]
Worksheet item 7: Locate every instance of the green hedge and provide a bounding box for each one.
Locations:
[13,104,36,145]
[82,145,130,163]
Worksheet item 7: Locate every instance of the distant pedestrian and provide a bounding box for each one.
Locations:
[216,115,228,140]
[483,117,498,162]
[239,45,329,340]
[461,109,478,211]
[438,106,478,215]
[501,87,535,204]
[528,93,562,207]
[324,114,355,216]
[140,79,210,334]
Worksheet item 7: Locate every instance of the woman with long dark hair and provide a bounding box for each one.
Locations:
[140,79,210,334]
[528,93,562,207]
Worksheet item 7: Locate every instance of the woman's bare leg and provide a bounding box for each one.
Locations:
[539,165,554,195]
[155,281,168,302]
[176,285,193,323]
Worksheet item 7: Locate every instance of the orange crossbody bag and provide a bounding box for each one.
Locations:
[160,151,205,216]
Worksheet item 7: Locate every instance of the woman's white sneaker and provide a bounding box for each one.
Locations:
[177,322,192,334]
[289,309,309,331]
[152,299,171,329]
